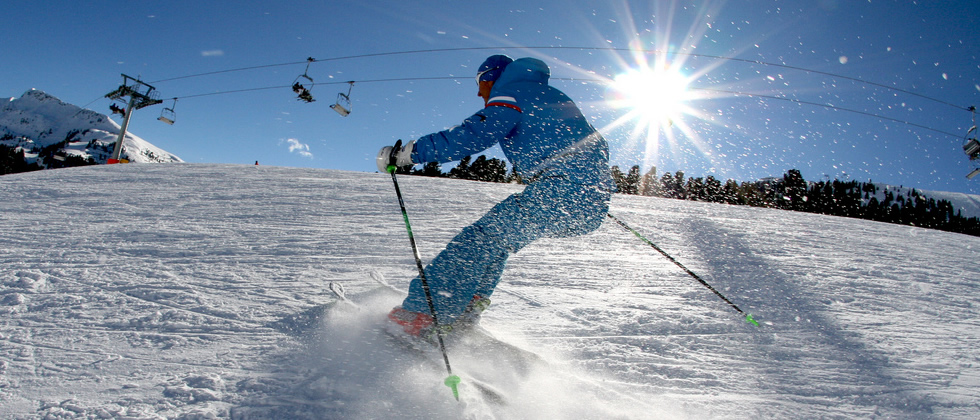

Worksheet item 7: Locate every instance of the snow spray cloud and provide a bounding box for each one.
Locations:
[301,291,682,419]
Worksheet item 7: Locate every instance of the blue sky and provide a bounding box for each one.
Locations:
[4,0,979,194]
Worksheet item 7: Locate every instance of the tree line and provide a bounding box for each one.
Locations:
[1,131,99,175]
[401,157,980,237]
[619,165,980,236]
[395,155,516,183]
[7,136,979,237]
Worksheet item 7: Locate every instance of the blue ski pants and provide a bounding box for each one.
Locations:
[401,177,610,321]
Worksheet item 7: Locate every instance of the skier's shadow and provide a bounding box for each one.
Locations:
[680,215,937,416]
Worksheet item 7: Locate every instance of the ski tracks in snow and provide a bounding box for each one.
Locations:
[2,165,979,418]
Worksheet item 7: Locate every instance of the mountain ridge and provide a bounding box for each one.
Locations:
[1,89,182,167]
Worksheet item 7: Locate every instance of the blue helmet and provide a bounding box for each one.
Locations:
[476,54,514,83]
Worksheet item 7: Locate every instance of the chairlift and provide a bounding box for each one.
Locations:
[292,57,316,103]
[963,106,980,179]
[964,127,980,179]
[964,127,979,160]
[330,81,354,117]
[109,103,125,116]
[158,98,177,125]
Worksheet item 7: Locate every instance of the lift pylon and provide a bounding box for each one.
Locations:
[104,74,163,164]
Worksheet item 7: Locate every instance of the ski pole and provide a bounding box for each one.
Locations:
[606,213,759,326]
[385,140,462,400]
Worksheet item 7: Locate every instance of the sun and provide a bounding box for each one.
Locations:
[580,2,743,175]
[607,64,697,131]
[596,50,724,173]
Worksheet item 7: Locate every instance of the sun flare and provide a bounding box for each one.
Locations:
[586,1,739,174]
[608,64,696,131]
[596,53,724,175]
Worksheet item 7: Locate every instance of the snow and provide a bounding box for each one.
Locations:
[866,182,980,219]
[916,188,980,219]
[1,163,978,419]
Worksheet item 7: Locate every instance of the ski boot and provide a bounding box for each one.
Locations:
[387,306,435,340]
[454,295,491,329]
[386,306,458,349]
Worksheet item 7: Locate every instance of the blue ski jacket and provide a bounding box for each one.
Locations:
[411,57,613,189]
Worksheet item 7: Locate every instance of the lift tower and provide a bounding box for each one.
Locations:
[104,75,162,164]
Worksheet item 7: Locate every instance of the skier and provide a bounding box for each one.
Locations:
[377,54,614,341]
[292,82,314,103]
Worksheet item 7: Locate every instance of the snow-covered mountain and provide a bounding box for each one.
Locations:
[885,184,980,219]
[0,89,182,166]
[1,163,977,419]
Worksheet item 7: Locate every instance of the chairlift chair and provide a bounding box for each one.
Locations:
[965,128,980,179]
[964,131,979,160]
[330,81,354,117]
[158,98,177,125]
[963,106,980,179]
[292,57,316,102]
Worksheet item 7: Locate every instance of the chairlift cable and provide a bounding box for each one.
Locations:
[149,60,311,84]
[164,76,964,139]
[70,95,113,119]
[146,46,973,113]
[171,77,458,99]
[700,88,964,138]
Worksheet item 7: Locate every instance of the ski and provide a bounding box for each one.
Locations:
[368,272,546,371]
[326,281,509,405]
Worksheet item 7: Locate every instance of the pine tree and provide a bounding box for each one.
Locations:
[686,177,705,201]
[412,161,444,178]
[620,165,641,195]
[659,172,676,198]
[639,166,660,196]
[448,156,472,179]
[722,179,741,204]
[471,156,507,183]
[782,169,808,211]
[0,145,42,175]
[705,176,723,203]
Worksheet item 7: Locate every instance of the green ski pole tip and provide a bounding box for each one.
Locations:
[445,375,461,401]
[386,164,397,174]
[746,313,759,326]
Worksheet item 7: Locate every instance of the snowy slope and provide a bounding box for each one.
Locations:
[907,187,980,219]
[865,182,980,220]
[1,89,182,165]
[0,164,978,419]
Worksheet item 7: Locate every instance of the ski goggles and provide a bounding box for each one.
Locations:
[476,67,500,84]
